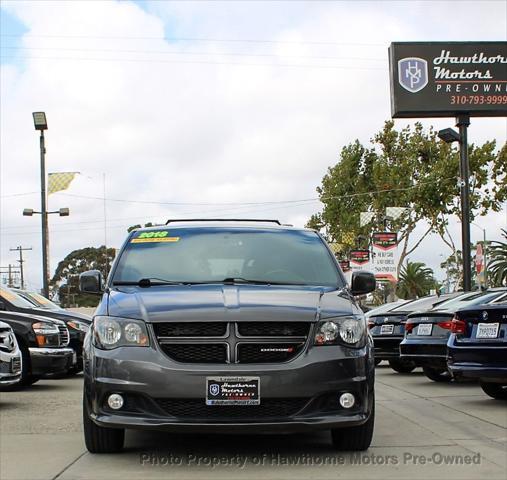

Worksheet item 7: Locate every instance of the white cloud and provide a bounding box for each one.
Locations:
[0,0,505,290]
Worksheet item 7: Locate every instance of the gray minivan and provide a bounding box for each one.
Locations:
[80,220,376,453]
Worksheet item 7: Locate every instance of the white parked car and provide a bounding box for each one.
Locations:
[0,320,22,387]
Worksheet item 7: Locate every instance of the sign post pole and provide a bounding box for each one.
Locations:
[456,115,472,291]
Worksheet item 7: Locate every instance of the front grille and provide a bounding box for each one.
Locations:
[155,398,309,419]
[238,322,310,337]
[58,325,70,346]
[238,342,305,363]
[154,322,227,337]
[155,321,310,364]
[160,343,227,363]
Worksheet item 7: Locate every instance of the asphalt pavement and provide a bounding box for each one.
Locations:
[1,364,505,480]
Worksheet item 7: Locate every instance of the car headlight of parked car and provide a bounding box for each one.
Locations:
[93,316,150,350]
[314,316,366,347]
[32,321,61,348]
[67,320,90,333]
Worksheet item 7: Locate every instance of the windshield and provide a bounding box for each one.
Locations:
[390,295,452,313]
[0,286,39,309]
[113,227,342,287]
[434,291,505,311]
[18,291,61,310]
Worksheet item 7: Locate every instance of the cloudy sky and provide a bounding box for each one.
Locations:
[0,0,506,291]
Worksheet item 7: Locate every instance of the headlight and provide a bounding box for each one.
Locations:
[32,321,60,348]
[67,320,90,333]
[93,316,150,350]
[314,316,365,347]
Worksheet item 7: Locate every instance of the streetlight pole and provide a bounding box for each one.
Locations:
[39,129,50,298]
[456,115,472,292]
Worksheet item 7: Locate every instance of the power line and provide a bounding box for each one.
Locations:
[0,46,386,62]
[0,33,386,47]
[0,54,386,70]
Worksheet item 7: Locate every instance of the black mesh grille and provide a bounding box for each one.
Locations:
[238,322,310,337]
[155,398,309,419]
[160,343,227,363]
[238,343,305,363]
[154,322,227,337]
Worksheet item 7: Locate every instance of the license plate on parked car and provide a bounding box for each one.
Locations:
[380,324,394,335]
[476,323,499,339]
[206,376,260,405]
[417,324,433,336]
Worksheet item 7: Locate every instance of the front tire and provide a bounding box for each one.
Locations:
[422,366,452,382]
[331,401,374,451]
[83,393,125,453]
[480,382,507,400]
[389,359,416,373]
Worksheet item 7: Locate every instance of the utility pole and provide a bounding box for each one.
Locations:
[10,246,32,290]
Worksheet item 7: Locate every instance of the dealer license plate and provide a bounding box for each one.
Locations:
[417,324,433,336]
[380,324,394,335]
[476,323,499,339]
[206,376,260,405]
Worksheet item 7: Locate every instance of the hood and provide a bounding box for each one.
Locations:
[19,307,92,324]
[0,310,66,325]
[107,284,356,323]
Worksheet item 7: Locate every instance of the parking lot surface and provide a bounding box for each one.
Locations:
[1,365,505,480]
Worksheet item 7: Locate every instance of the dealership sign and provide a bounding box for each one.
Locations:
[389,42,507,117]
[372,232,399,282]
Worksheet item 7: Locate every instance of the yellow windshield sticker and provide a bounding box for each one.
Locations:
[131,237,180,244]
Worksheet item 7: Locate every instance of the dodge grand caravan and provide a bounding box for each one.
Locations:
[80,220,376,453]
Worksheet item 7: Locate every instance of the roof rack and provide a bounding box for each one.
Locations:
[165,218,281,225]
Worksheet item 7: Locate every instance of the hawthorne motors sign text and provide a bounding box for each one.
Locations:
[389,42,507,117]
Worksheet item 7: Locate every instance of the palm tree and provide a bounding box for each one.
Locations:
[488,229,507,287]
[397,261,435,299]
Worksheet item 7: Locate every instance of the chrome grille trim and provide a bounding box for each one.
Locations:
[58,325,70,347]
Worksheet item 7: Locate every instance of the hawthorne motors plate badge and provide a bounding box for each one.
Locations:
[476,323,499,339]
[398,57,428,93]
[380,324,394,335]
[417,324,433,336]
[206,376,260,405]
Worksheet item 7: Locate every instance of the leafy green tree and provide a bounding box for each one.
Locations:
[307,121,506,271]
[127,222,154,233]
[50,246,116,307]
[488,229,507,286]
[396,261,436,299]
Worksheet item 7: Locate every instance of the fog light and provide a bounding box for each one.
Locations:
[339,393,355,408]
[108,394,124,410]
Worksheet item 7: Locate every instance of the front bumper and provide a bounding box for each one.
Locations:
[448,343,507,382]
[0,348,22,385]
[372,336,403,359]
[399,338,447,367]
[29,347,74,376]
[85,343,374,433]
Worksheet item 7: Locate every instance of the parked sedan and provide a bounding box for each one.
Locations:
[400,289,507,382]
[368,293,459,373]
[0,321,22,387]
[0,311,73,388]
[448,302,507,400]
[0,287,90,373]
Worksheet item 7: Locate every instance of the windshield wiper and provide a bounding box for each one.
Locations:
[112,278,189,287]
[221,277,304,286]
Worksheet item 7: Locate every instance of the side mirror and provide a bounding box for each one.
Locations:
[351,271,376,296]
[79,270,104,295]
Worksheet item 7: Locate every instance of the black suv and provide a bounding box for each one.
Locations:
[0,311,73,387]
[0,287,90,373]
[80,220,376,453]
